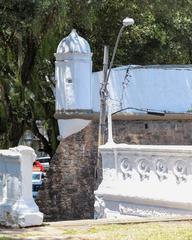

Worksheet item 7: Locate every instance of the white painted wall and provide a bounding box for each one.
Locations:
[55,30,192,142]
[93,65,192,113]
[55,30,93,139]
[55,30,92,112]
[58,119,91,139]
[0,146,43,227]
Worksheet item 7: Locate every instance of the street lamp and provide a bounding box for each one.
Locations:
[96,17,134,180]
[105,17,134,144]
[99,17,134,145]
[106,17,134,85]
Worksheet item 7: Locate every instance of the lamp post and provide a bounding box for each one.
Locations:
[98,17,134,147]
[96,17,134,181]
[106,17,134,85]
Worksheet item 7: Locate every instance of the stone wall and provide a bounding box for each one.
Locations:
[37,119,192,221]
[113,120,192,145]
[37,122,98,221]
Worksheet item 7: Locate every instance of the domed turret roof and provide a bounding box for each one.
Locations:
[56,29,91,54]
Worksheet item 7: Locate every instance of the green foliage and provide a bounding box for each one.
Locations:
[86,0,192,69]
[0,237,13,240]
[0,0,62,154]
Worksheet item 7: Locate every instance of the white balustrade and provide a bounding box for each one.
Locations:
[0,146,43,227]
[95,143,192,218]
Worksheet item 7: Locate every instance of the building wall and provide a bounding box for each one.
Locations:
[37,119,192,221]
[113,120,192,145]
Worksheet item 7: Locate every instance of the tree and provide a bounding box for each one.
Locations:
[89,0,192,69]
[0,0,66,156]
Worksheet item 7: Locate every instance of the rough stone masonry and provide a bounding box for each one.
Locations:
[37,122,98,221]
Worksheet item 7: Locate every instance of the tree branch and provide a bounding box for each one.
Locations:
[32,120,53,158]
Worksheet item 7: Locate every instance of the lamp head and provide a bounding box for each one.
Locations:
[122,17,134,26]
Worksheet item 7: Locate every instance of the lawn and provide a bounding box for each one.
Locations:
[1,221,192,239]
[0,237,13,240]
[61,221,192,240]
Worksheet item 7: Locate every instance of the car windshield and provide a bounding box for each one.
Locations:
[32,173,41,180]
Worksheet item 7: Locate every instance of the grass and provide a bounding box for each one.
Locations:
[62,221,192,240]
[1,221,192,239]
[0,237,14,240]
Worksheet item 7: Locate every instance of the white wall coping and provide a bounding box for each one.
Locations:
[100,142,192,153]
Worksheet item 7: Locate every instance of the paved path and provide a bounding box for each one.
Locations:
[1,216,192,240]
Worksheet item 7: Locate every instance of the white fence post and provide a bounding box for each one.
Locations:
[0,146,43,227]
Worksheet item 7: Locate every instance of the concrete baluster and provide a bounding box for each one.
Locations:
[0,146,43,227]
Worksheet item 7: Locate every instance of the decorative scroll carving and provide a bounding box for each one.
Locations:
[156,159,168,181]
[137,158,150,180]
[96,144,192,219]
[173,160,187,183]
[120,158,132,179]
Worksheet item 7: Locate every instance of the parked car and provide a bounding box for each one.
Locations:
[36,156,50,171]
[32,171,45,198]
